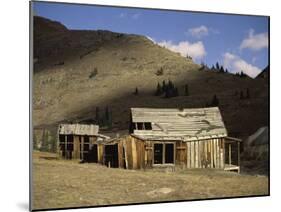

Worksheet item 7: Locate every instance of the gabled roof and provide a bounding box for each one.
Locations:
[131,107,227,141]
[58,124,99,136]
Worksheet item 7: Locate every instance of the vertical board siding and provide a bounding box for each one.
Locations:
[68,135,226,170]
[190,142,194,168]
[126,136,133,169]
[118,142,123,168]
[73,135,79,159]
[196,141,201,168]
[186,142,190,168]
[220,139,223,168]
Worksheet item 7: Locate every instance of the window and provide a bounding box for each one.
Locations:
[134,122,152,130]
[153,143,174,164]
[144,122,152,130]
[154,144,163,164]
[165,144,174,163]
[137,122,144,130]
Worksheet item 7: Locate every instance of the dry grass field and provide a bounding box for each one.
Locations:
[32,151,268,210]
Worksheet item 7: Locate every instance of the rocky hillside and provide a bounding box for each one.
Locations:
[33,16,269,144]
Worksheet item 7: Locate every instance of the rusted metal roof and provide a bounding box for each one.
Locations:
[131,107,227,141]
[58,124,99,136]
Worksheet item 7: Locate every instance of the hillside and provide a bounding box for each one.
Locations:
[32,16,269,145]
[256,65,269,79]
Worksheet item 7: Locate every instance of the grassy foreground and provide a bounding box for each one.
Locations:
[32,151,268,210]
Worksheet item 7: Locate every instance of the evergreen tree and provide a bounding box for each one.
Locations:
[168,80,174,91]
[219,66,224,73]
[240,71,247,78]
[184,84,189,96]
[165,87,171,98]
[215,62,220,70]
[162,80,167,93]
[155,82,162,96]
[134,87,139,95]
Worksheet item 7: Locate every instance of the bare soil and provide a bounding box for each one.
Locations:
[32,151,269,210]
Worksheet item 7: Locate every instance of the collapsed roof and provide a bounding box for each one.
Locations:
[131,107,227,142]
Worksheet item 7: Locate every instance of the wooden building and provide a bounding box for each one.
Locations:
[123,107,241,172]
[58,124,109,161]
[58,107,241,172]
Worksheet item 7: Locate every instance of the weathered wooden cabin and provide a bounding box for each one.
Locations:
[57,124,109,161]
[125,107,241,172]
[58,107,241,172]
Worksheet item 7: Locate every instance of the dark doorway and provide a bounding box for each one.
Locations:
[87,144,98,163]
[154,143,163,164]
[165,143,174,163]
[104,144,119,168]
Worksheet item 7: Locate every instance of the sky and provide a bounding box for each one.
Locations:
[33,1,269,78]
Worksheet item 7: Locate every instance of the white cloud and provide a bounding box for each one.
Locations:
[188,25,209,38]
[157,40,206,60]
[223,52,261,78]
[146,36,155,43]
[240,29,268,51]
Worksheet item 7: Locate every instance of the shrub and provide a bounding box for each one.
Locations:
[155,82,162,96]
[134,87,139,95]
[156,67,164,76]
[89,68,98,79]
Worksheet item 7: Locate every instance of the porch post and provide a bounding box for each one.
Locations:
[228,143,232,165]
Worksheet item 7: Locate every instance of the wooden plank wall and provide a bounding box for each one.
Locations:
[176,141,187,168]
[186,138,225,169]
[129,136,146,169]
[73,135,80,159]
[97,144,103,164]
[118,142,124,168]
[145,140,153,168]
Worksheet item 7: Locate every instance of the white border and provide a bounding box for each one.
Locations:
[0,0,279,212]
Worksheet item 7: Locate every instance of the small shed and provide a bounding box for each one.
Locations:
[57,124,109,161]
[126,107,241,172]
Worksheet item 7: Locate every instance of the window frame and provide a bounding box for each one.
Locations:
[152,142,176,166]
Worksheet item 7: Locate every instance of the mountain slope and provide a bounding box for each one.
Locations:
[33,16,268,141]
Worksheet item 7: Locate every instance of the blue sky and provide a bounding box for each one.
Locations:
[33,1,269,78]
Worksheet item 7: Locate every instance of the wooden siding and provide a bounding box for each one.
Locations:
[185,138,225,169]
[58,135,228,171]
